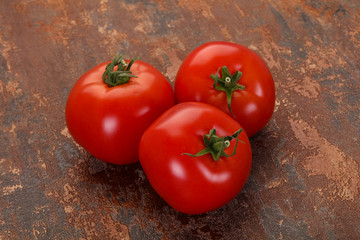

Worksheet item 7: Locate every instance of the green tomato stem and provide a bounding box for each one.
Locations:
[102,54,139,87]
[210,66,246,118]
[182,128,244,161]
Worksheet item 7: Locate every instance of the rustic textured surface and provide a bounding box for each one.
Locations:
[1,0,359,239]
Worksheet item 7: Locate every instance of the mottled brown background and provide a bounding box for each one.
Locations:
[0,0,359,239]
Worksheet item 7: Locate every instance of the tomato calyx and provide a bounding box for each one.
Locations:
[102,54,139,87]
[210,66,246,117]
[183,128,244,161]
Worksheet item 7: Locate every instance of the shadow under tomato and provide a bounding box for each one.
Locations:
[76,153,167,209]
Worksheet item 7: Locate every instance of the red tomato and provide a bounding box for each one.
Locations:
[174,41,275,137]
[66,55,174,165]
[139,102,252,214]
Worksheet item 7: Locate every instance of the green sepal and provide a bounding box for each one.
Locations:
[210,66,246,118]
[182,128,244,161]
[102,53,139,87]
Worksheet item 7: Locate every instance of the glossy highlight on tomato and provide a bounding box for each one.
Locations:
[175,41,275,137]
[65,56,174,165]
[139,102,252,214]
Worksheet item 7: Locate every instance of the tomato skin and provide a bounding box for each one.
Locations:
[174,41,275,137]
[65,60,174,165]
[139,102,252,214]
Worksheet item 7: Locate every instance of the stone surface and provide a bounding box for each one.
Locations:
[0,0,359,239]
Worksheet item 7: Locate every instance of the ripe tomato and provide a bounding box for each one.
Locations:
[139,102,252,214]
[174,41,275,137]
[66,55,174,165]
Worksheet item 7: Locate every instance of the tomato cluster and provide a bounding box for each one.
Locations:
[66,42,275,214]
